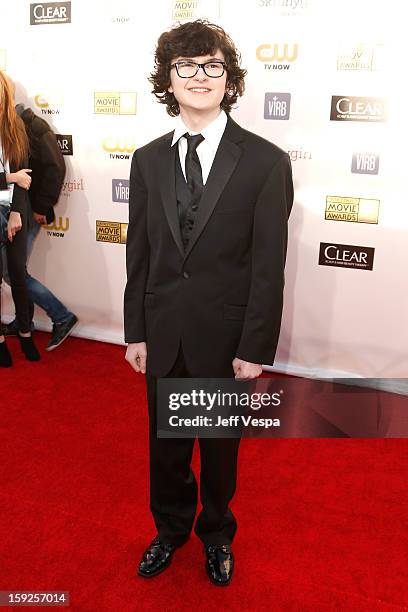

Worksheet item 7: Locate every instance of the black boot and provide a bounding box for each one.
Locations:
[18,333,40,361]
[0,340,12,367]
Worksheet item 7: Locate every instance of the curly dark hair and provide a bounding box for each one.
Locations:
[149,20,247,116]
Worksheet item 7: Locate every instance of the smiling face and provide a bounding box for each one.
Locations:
[168,50,228,119]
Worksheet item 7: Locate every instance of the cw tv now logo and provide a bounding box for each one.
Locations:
[256,44,298,70]
[102,138,136,160]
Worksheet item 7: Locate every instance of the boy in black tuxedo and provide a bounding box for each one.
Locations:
[124,19,293,585]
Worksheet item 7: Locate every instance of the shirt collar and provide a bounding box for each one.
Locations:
[171,110,228,149]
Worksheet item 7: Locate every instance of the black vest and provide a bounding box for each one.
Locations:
[175,151,202,251]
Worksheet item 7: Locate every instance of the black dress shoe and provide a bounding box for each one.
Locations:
[205,544,234,586]
[138,537,177,578]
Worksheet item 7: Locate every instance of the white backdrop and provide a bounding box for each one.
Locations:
[1,0,407,384]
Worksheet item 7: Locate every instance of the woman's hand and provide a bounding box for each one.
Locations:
[8,169,32,190]
[7,212,22,242]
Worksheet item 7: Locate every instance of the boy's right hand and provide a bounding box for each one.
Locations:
[125,342,147,374]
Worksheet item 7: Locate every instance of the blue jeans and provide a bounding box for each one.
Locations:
[2,216,73,325]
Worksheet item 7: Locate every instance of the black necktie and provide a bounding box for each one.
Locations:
[184,133,204,197]
[177,133,204,251]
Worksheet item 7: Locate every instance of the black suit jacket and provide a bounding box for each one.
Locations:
[1,108,65,223]
[18,107,65,219]
[124,116,293,377]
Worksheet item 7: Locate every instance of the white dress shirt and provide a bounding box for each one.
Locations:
[171,110,228,185]
[0,142,13,205]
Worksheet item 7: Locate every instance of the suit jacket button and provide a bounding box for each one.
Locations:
[183,271,190,279]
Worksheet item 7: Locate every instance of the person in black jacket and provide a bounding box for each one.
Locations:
[124,21,293,586]
[1,96,78,351]
[0,70,40,366]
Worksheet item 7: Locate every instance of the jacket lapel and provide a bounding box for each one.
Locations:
[158,116,245,260]
[158,135,185,257]
[183,117,244,261]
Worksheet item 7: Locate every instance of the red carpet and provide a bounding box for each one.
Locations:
[1,332,407,611]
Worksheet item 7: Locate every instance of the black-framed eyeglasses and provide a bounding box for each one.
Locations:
[170,60,227,78]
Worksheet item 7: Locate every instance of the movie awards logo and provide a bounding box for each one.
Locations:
[264,93,291,120]
[351,152,379,175]
[34,92,63,116]
[30,2,71,25]
[319,242,375,271]
[102,137,136,160]
[325,196,380,224]
[330,96,387,123]
[256,44,298,70]
[94,92,137,115]
[112,179,129,203]
[287,146,312,162]
[61,178,84,197]
[257,0,311,16]
[172,0,220,21]
[337,43,384,71]
[43,217,69,238]
[96,221,128,244]
[0,49,6,70]
[56,134,73,156]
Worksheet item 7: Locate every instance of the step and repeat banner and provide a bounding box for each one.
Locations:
[1,0,406,383]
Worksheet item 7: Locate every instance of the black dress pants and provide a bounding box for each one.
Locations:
[0,204,30,333]
[145,342,241,546]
